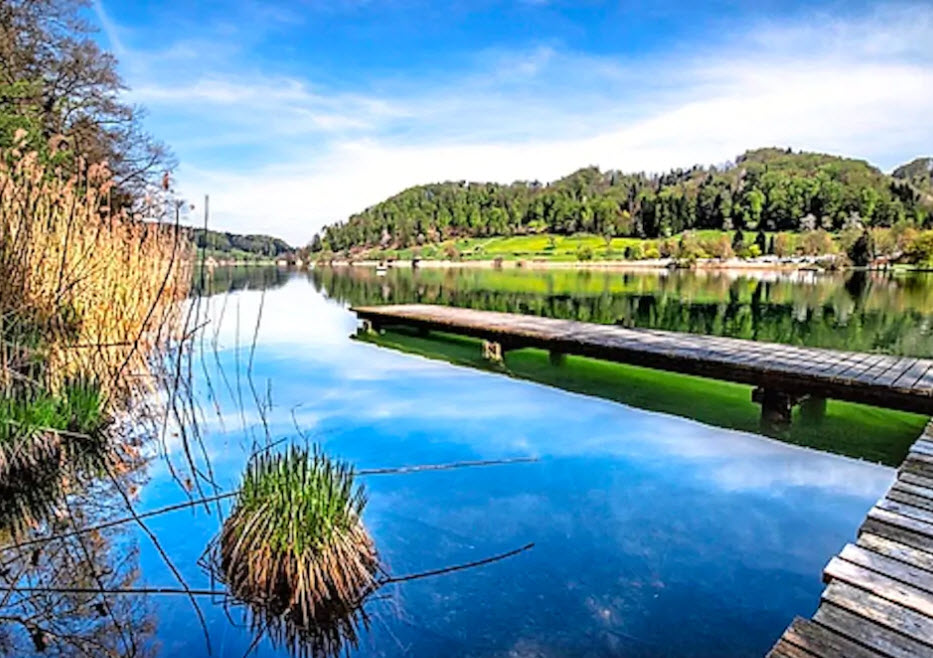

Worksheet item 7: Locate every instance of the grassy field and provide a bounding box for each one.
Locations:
[358,328,928,466]
[358,230,791,262]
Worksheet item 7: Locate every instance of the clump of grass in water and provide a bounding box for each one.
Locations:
[218,445,379,638]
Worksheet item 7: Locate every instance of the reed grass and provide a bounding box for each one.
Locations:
[217,445,379,629]
[0,132,191,533]
[0,132,191,403]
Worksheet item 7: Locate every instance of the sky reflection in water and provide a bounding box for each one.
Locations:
[135,274,893,658]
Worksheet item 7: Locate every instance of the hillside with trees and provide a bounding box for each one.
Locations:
[312,149,933,256]
[194,228,293,260]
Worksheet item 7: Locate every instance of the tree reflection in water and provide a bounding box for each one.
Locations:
[0,437,156,656]
[310,266,933,357]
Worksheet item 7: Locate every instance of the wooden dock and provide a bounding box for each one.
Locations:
[767,421,933,657]
[351,304,933,418]
[352,304,933,656]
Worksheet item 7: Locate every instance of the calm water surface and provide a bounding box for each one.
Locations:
[34,267,933,657]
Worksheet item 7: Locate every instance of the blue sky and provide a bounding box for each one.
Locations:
[90,1,933,244]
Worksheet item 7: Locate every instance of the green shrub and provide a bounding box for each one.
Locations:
[906,231,933,266]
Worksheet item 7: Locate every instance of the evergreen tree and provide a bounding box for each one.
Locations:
[755,229,768,254]
[848,230,875,266]
[732,228,745,252]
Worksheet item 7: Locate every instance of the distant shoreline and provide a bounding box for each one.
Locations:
[324,258,837,272]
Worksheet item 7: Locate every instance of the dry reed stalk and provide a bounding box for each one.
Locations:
[0,133,192,405]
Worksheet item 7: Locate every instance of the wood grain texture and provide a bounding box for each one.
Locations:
[767,422,933,657]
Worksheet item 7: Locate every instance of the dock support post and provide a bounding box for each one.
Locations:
[752,387,794,432]
[357,319,381,336]
[549,350,566,366]
[800,396,827,424]
[482,340,503,363]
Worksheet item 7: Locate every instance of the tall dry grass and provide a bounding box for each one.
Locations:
[0,132,191,403]
[0,132,192,523]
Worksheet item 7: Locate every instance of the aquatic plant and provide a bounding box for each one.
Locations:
[216,445,379,630]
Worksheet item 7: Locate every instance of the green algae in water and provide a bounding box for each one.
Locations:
[358,328,927,466]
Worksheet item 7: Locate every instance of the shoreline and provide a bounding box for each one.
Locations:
[321,257,849,273]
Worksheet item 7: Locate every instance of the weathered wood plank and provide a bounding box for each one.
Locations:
[860,517,933,555]
[893,360,933,390]
[910,441,933,458]
[901,455,933,480]
[857,532,933,573]
[813,601,932,658]
[780,617,881,658]
[893,478,933,501]
[865,506,933,540]
[899,470,933,491]
[822,580,933,649]
[888,488,933,513]
[766,425,933,658]
[766,639,820,658]
[837,543,933,594]
[915,365,933,394]
[871,358,919,387]
[876,498,933,526]
[352,305,933,414]
[823,556,933,618]
[836,354,891,380]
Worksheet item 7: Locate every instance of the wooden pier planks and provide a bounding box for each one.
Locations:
[767,422,933,657]
[352,304,933,414]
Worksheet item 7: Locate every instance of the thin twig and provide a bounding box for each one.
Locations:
[0,586,227,596]
[0,457,539,553]
[379,543,535,585]
[360,456,538,476]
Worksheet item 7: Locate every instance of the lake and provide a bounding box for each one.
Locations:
[13,266,933,657]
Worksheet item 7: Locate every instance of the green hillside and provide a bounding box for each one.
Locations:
[194,228,293,260]
[312,148,933,254]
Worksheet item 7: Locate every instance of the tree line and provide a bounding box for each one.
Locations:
[313,148,933,252]
[193,228,293,258]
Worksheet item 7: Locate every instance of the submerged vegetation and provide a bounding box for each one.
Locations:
[358,328,928,466]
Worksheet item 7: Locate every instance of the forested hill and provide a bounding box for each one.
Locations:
[194,228,293,259]
[893,157,933,196]
[313,148,933,252]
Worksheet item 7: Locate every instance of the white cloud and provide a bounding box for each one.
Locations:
[97,3,933,244]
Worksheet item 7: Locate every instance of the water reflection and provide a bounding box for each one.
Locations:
[3,266,917,657]
[161,278,894,655]
[0,441,155,656]
[356,326,926,466]
[309,266,933,357]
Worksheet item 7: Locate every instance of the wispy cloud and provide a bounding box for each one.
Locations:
[94,2,933,244]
